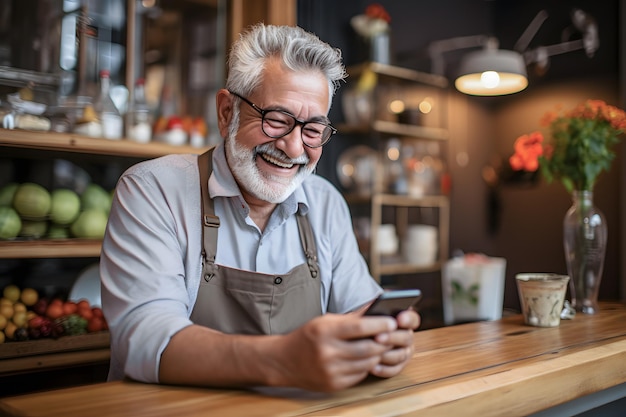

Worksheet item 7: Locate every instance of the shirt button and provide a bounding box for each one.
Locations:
[274,277,283,285]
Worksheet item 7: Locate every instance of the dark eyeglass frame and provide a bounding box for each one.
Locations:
[229,90,337,148]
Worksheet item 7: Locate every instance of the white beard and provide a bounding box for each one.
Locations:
[225,112,316,204]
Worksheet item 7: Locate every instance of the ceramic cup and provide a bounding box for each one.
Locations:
[516,273,570,327]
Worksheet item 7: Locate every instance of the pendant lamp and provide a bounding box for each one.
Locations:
[455,40,528,96]
[428,8,599,97]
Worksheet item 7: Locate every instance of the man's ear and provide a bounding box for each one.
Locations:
[216,89,233,138]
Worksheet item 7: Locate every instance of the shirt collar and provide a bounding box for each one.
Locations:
[208,142,241,199]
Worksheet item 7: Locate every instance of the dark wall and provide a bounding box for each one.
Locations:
[493,1,619,85]
[298,0,619,184]
[297,0,621,310]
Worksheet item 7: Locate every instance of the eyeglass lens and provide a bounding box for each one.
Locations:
[262,110,333,147]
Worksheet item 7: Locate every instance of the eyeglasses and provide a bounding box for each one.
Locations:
[229,91,337,148]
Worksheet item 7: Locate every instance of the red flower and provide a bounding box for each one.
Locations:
[539,111,557,127]
[365,4,391,23]
[509,99,626,192]
[509,131,544,172]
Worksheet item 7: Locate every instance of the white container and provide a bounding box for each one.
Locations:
[377,224,399,255]
[442,254,507,325]
[402,224,438,266]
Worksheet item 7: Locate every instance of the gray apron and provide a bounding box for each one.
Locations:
[190,149,322,335]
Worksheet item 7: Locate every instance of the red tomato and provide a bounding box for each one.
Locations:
[87,316,104,333]
[77,300,90,311]
[63,301,78,315]
[49,298,63,307]
[91,307,103,318]
[46,303,64,320]
[78,308,93,321]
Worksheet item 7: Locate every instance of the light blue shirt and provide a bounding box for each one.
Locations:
[100,142,382,382]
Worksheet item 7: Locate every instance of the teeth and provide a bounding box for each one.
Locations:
[260,153,294,168]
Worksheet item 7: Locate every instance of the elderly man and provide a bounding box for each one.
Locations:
[101,23,419,393]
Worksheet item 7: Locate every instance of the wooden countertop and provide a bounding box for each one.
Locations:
[1,302,626,417]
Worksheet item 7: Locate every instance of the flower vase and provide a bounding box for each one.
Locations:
[370,32,391,64]
[563,190,607,314]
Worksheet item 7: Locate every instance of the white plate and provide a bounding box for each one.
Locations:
[336,145,378,195]
[69,263,101,307]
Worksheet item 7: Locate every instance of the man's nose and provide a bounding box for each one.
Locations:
[275,125,305,159]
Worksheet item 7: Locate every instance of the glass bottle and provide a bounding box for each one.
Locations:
[94,70,123,140]
[563,190,607,314]
[126,78,153,143]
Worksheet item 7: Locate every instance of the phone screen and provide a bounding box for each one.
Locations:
[364,289,422,317]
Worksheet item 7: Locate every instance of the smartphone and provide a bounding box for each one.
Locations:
[364,289,422,317]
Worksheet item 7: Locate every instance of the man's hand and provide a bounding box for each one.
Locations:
[369,309,420,378]
[159,309,420,393]
[271,313,400,392]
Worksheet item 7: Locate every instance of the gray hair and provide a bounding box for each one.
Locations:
[225,24,347,107]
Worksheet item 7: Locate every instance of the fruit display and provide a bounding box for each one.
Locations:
[0,206,21,240]
[0,284,107,344]
[12,182,51,220]
[0,182,112,240]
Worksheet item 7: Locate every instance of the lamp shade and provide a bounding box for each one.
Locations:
[455,49,528,96]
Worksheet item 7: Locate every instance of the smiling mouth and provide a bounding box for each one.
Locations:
[258,152,299,169]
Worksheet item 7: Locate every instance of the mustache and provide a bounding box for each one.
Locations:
[254,142,310,165]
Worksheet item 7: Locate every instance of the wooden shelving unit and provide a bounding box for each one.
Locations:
[0,0,298,392]
[348,193,450,280]
[341,63,450,283]
[0,127,205,375]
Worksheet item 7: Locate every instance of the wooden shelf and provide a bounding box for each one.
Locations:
[0,332,110,375]
[372,120,449,140]
[339,120,449,141]
[0,332,110,360]
[345,193,449,207]
[0,129,209,158]
[375,193,449,207]
[346,62,448,88]
[0,239,102,259]
[379,261,443,276]
[0,66,61,90]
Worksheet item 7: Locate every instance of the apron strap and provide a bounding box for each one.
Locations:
[197,148,319,280]
[198,148,220,281]
[296,203,320,279]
